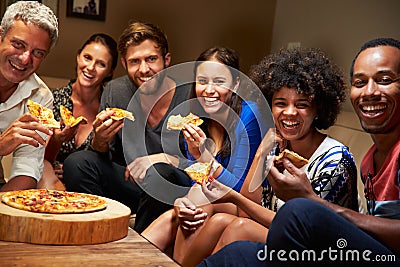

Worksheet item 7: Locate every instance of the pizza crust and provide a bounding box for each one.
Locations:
[60,105,88,127]
[27,100,60,128]
[275,149,309,168]
[167,113,204,130]
[184,162,211,185]
[106,107,135,121]
[1,189,107,214]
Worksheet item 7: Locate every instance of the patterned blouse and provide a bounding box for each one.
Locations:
[51,80,94,164]
[262,136,359,211]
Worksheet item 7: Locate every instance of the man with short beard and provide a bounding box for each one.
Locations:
[63,22,192,233]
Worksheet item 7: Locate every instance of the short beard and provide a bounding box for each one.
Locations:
[138,65,168,96]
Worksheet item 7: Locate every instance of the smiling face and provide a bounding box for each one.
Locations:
[0,20,51,86]
[272,87,317,142]
[121,39,170,94]
[195,59,238,115]
[76,42,113,89]
[350,46,400,134]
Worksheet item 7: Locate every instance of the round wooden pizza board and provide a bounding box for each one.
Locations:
[0,193,131,245]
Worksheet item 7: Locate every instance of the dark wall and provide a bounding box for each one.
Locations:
[36,0,277,79]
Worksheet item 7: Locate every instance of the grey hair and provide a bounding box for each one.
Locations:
[1,1,59,48]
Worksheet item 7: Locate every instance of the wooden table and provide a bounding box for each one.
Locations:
[0,228,179,266]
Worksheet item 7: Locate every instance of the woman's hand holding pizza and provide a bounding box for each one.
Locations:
[201,180,235,204]
[0,113,52,156]
[174,197,208,232]
[182,123,206,159]
[267,158,318,202]
[91,109,123,152]
[51,124,78,145]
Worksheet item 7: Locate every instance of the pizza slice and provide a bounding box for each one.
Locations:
[167,113,204,130]
[27,100,60,128]
[60,105,88,127]
[106,107,135,121]
[184,161,211,185]
[275,149,309,168]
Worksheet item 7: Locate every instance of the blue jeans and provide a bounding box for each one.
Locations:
[199,198,399,266]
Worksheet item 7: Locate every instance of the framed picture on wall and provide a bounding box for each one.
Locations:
[1,0,59,17]
[66,0,106,21]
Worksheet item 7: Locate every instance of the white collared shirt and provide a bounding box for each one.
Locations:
[0,73,53,183]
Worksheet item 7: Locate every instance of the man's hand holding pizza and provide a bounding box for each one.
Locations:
[91,109,124,152]
[0,113,53,156]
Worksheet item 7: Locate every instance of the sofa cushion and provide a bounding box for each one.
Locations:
[323,110,373,212]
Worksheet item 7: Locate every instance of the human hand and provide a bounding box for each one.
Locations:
[91,109,123,152]
[125,155,153,183]
[267,158,318,201]
[52,124,78,144]
[0,113,52,156]
[53,163,63,180]
[201,180,234,204]
[174,197,207,232]
[182,123,207,159]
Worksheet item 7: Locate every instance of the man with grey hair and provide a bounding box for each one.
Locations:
[0,1,59,191]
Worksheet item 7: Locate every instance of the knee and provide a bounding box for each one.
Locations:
[63,150,94,171]
[225,217,254,236]
[63,150,99,185]
[208,213,235,228]
[277,198,325,222]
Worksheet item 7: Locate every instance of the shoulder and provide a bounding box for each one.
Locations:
[240,100,258,117]
[52,82,73,97]
[174,82,191,100]
[52,83,73,110]
[29,74,53,108]
[320,136,346,149]
[105,75,136,92]
[239,100,264,128]
[313,136,354,164]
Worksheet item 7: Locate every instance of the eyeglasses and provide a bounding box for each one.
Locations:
[364,173,376,215]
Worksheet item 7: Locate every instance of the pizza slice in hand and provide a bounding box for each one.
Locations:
[275,149,309,168]
[184,161,212,185]
[60,105,88,127]
[167,113,204,130]
[27,99,60,128]
[106,107,135,121]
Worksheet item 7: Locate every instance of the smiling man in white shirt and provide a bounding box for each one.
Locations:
[0,1,58,191]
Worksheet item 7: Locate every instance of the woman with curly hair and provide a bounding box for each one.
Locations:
[175,47,359,267]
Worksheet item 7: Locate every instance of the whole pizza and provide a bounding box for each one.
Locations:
[1,189,107,214]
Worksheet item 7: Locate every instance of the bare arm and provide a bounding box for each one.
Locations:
[239,128,281,216]
[268,158,400,254]
[0,113,52,156]
[124,153,179,183]
[0,176,37,191]
[202,181,276,228]
[44,125,78,162]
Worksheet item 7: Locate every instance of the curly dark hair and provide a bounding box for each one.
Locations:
[249,47,346,130]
